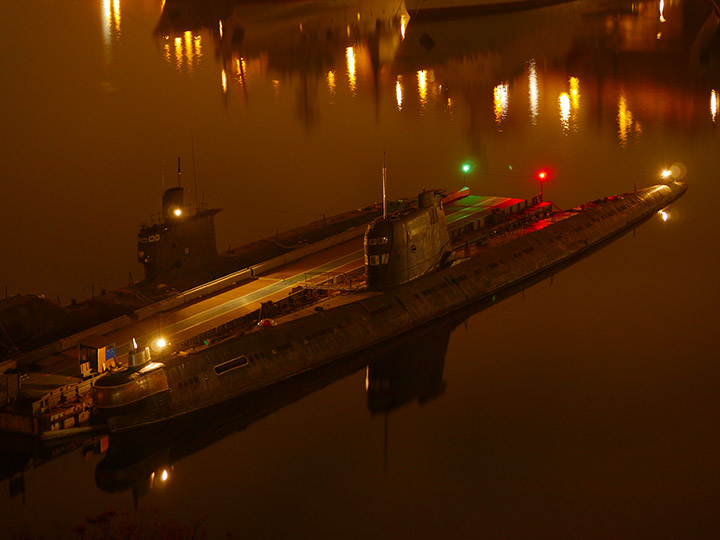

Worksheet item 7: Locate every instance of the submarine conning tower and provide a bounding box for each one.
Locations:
[138,185,222,282]
[364,189,453,290]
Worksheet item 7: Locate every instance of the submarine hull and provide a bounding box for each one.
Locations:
[96,182,687,432]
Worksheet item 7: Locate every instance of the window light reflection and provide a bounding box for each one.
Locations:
[184,31,194,67]
[400,14,409,40]
[327,71,336,103]
[194,35,202,61]
[493,83,509,126]
[528,59,539,126]
[617,93,641,148]
[418,70,428,108]
[569,77,580,110]
[711,89,717,123]
[164,33,203,73]
[396,76,403,111]
[346,47,357,96]
[174,37,182,72]
[102,0,121,60]
[559,93,571,132]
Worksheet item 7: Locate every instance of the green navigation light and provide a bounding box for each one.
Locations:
[461,160,475,174]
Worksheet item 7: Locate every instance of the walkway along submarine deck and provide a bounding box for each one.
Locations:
[93,180,687,432]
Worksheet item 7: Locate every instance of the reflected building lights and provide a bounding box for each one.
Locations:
[396,76,403,111]
[221,68,228,94]
[563,76,580,132]
[528,59,539,125]
[164,33,203,73]
[174,37,183,71]
[163,41,171,64]
[617,93,641,147]
[618,94,631,146]
[102,0,121,60]
[219,20,223,39]
[235,58,246,85]
[400,14,409,40]
[569,77,580,110]
[327,71,336,103]
[192,35,202,64]
[493,83,509,126]
[418,70,428,108]
[559,93,571,132]
[184,31,194,67]
[194,35,202,62]
[659,0,666,23]
[711,89,717,123]
[346,47,357,96]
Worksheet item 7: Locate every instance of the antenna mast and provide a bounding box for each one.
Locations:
[382,152,387,220]
[177,157,181,187]
[191,129,199,211]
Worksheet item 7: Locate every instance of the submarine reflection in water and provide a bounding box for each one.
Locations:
[93,249,603,501]
[94,315,460,500]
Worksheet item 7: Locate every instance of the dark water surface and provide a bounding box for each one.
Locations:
[1,0,719,537]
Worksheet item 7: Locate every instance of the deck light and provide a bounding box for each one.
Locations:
[151,337,168,352]
[173,208,182,217]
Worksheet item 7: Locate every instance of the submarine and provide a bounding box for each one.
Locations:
[93,179,687,432]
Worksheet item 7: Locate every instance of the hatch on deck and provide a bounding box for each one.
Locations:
[78,335,116,378]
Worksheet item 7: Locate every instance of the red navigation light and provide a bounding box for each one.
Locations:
[535,167,553,197]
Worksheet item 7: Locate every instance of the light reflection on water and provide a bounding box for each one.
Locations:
[101,0,121,60]
[493,82,509,126]
[527,59,539,125]
[2,0,720,537]
[346,46,357,95]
